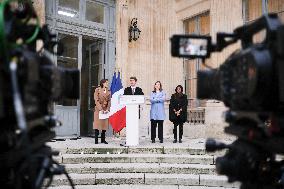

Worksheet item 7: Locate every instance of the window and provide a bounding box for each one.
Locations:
[267,0,284,21]
[184,12,210,108]
[86,1,105,24]
[58,0,79,18]
[243,0,284,22]
[89,47,103,109]
[57,34,78,106]
[55,0,107,24]
[45,0,53,15]
[243,0,263,23]
[243,0,284,42]
[85,39,105,111]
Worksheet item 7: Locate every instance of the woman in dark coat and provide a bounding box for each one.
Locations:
[169,85,188,143]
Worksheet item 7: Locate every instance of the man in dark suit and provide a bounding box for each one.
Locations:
[124,76,144,95]
[120,77,144,146]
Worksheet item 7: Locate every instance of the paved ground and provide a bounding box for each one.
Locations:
[47,136,235,150]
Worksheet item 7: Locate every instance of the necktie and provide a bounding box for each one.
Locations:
[132,88,135,95]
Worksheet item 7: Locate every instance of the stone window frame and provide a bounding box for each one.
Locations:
[183,11,210,108]
[242,0,284,23]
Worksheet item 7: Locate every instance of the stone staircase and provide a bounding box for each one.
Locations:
[47,138,239,189]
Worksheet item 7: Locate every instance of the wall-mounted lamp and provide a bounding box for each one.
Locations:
[129,18,141,42]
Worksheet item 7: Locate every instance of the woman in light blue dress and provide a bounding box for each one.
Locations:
[150,81,166,143]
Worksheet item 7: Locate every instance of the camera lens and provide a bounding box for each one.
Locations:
[197,69,221,100]
[216,156,234,176]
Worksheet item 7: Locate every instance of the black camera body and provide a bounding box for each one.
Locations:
[172,13,284,111]
[198,16,284,113]
[0,1,78,188]
[0,49,79,123]
[198,46,274,111]
[171,14,284,189]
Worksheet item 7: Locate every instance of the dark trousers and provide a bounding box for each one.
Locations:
[173,123,183,139]
[151,120,164,141]
[94,129,107,143]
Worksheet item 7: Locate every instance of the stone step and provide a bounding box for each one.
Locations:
[48,184,237,189]
[56,153,214,165]
[57,146,206,155]
[64,163,216,175]
[49,173,240,188]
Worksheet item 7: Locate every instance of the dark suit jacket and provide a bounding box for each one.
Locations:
[124,86,144,119]
[124,87,144,95]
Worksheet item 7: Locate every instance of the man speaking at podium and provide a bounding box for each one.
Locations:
[120,76,144,146]
[124,76,144,119]
[124,76,144,96]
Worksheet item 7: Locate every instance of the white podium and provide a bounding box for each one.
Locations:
[119,95,145,146]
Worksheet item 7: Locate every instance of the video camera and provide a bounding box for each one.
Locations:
[0,0,79,188]
[171,14,284,189]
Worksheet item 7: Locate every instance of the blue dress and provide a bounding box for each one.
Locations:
[150,91,166,120]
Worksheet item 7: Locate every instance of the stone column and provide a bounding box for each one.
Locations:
[32,0,45,26]
[116,0,129,86]
[32,0,45,51]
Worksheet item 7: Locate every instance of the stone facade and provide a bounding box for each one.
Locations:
[33,0,283,139]
[116,0,184,96]
[116,0,244,139]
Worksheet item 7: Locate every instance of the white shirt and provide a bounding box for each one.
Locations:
[131,86,136,94]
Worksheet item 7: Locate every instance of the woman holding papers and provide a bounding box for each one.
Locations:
[93,79,111,144]
[150,81,166,143]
